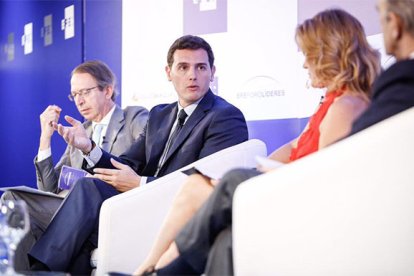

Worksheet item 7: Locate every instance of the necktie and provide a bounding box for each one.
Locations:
[156,109,188,175]
[168,109,188,149]
[92,124,104,147]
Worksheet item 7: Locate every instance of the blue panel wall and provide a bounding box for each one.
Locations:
[0,0,83,188]
[248,118,308,154]
[0,0,122,189]
[84,0,122,105]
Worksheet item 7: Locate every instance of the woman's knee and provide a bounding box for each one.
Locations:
[176,175,213,207]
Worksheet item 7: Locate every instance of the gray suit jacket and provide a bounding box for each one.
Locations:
[34,105,148,193]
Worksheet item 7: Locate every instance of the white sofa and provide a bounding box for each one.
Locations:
[233,108,414,276]
[95,139,267,275]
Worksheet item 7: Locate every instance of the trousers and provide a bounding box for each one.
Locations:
[28,177,119,274]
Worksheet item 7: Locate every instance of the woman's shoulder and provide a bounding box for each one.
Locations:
[331,92,369,114]
[332,92,369,109]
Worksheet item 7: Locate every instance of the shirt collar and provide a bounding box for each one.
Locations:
[92,105,116,128]
[177,96,203,120]
[409,51,414,60]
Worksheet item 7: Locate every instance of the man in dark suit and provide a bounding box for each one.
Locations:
[156,1,414,275]
[1,60,148,271]
[28,35,248,274]
[350,0,414,135]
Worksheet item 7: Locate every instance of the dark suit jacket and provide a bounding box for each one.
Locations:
[34,105,148,193]
[93,90,248,179]
[350,59,414,135]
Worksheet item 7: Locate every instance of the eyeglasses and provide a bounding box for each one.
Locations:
[68,86,99,101]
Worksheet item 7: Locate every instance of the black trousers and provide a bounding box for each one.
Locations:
[28,177,119,274]
[162,168,261,275]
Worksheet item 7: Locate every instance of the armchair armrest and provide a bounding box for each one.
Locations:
[96,139,267,275]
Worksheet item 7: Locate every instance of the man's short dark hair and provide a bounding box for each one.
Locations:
[167,35,215,69]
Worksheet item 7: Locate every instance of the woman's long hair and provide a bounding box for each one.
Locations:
[296,9,381,98]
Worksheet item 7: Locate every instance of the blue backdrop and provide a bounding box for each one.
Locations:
[0,0,122,188]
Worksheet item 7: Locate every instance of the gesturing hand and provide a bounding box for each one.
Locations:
[39,105,62,150]
[54,115,91,153]
[40,105,62,138]
[92,158,142,192]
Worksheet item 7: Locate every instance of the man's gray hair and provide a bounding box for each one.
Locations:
[386,0,414,36]
[72,60,118,101]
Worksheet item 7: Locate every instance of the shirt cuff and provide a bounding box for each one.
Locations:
[82,146,103,167]
[140,176,147,185]
[37,148,52,162]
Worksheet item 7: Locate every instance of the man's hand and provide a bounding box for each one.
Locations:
[92,158,141,192]
[54,115,91,153]
[39,105,62,150]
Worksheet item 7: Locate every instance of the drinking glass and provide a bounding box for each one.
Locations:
[0,200,29,275]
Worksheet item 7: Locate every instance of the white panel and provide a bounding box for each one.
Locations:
[122,0,384,120]
[22,22,33,55]
[7,33,15,61]
[62,5,75,39]
[43,14,53,46]
[199,0,217,11]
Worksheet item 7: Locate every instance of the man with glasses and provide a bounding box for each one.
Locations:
[2,60,148,271]
[37,60,148,194]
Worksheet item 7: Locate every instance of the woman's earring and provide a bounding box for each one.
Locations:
[306,79,311,89]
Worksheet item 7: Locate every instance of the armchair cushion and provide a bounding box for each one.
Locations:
[96,139,267,275]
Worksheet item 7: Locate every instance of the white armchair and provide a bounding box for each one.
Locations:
[95,139,267,275]
[233,108,414,276]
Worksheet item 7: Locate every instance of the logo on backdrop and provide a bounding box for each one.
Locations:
[183,0,227,35]
[236,76,285,99]
[5,33,15,61]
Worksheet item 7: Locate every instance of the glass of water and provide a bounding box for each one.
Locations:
[0,200,29,275]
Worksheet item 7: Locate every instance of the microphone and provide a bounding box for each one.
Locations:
[319,95,325,104]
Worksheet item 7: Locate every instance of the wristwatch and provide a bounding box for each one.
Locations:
[82,139,96,156]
